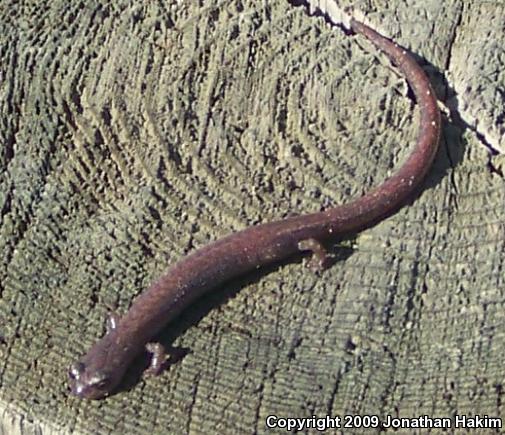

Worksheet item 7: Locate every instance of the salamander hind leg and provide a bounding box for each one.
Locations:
[298,238,329,272]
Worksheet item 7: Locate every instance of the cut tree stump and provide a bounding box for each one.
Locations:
[1,1,504,434]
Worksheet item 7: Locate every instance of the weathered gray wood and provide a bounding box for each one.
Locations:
[1,1,504,434]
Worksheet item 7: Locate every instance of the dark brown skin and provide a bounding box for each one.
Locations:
[69,17,441,399]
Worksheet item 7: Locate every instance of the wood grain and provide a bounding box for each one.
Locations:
[1,1,504,433]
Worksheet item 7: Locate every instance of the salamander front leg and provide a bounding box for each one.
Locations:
[106,312,120,333]
[145,343,168,375]
[144,343,190,376]
[298,238,329,271]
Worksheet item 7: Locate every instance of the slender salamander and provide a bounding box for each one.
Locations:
[69,16,441,399]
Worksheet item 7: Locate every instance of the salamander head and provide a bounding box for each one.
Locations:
[68,335,128,400]
[68,361,118,399]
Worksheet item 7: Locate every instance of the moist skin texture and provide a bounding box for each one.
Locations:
[68,17,441,400]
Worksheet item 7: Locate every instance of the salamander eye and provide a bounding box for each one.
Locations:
[69,362,85,380]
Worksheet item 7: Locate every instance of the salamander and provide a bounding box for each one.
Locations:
[69,16,441,399]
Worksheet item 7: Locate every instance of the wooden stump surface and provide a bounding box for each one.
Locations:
[1,1,504,433]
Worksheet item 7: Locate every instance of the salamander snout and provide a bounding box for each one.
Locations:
[68,361,115,399]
